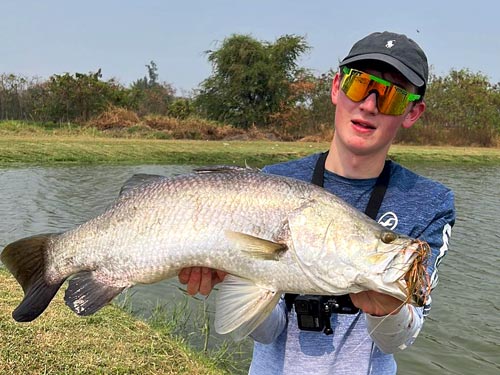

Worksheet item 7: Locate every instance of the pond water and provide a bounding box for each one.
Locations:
[0,163,499,374]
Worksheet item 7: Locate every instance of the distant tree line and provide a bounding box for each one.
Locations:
[0,61,176,123]
[1,34,499,146]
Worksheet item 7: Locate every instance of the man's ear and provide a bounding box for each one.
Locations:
[402,100,426,129]
[331,72,341,105]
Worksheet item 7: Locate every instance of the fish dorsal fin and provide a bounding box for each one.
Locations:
[193,165,259,174]
[225,231,287,260]
[214,275,281,340]
[119,174,164,196]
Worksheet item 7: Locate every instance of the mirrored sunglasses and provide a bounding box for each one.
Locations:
[340,67,421,116]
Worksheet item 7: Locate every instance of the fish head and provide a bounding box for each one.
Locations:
[307,225,429,306]
[286,195,430,306]
[368,231,431,306]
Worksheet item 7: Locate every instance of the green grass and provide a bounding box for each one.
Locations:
[1,120,500,166]
[1,134,500,167]
[388,144,500,165]
[0,135,326,167]
[0,268,228,375]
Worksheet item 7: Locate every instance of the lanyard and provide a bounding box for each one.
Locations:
[312,151,391,220]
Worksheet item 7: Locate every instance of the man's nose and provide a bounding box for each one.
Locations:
[359,92,379,114]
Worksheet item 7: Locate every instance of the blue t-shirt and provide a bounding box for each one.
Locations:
[248,153,455,375]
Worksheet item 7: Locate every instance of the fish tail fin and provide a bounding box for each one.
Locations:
[1,234,65,322]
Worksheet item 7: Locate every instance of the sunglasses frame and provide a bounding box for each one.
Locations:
[340,67,421,115]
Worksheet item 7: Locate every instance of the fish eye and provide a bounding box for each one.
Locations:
[381,231,397,244]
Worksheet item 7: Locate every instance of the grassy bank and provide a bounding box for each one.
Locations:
[1,134,500,167]
[0,268,227,375]
[0,135,325,167]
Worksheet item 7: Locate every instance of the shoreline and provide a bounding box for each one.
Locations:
[1,136,500,167]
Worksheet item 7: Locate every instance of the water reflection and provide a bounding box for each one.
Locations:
[0,164,499,374]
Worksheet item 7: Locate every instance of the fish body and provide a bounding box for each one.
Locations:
[1,167,429,339]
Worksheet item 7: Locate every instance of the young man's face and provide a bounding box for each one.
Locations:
[330,64,425,158]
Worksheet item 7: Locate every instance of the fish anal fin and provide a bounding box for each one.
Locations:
[64,272,126,316]
[225,231,287,260]
[214,275,281,341]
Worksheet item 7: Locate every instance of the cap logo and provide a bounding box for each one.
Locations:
[385,40,395,49]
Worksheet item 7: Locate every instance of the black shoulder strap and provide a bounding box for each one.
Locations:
[364,160,391,220]
[311,151,329,187]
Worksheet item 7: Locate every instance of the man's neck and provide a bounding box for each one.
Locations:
[325,142,388,179]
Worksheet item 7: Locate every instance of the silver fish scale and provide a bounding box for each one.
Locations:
[45,169,415,299]
[47,171,317,290]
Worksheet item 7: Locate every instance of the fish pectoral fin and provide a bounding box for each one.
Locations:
[214,275,281,341]
[64,271,126,316]
[225,231,287,260]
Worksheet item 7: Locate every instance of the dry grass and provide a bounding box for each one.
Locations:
[85,108,282,141]
[86,106,141,130]
[142,115,247,140]
[0,269,226,375]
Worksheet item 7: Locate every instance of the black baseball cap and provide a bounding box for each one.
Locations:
[340,31,428,89]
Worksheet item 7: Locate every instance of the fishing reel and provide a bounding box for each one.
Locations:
[293,295,360,335]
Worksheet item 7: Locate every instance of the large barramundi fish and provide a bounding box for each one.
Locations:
[1,167,430,340]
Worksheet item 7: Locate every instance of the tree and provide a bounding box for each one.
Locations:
[0,73,30,120]
[195,34,310,128]
[268,70,336,139]
[168,98,193,119]
[422,69,500,145]
[131,61,160,90]
[130,60,175,116]
[32,69,124,122]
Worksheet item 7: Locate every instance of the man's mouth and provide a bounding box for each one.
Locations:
[352,120,376,130]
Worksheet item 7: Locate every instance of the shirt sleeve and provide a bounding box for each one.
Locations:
[249,297,288,344]
[365,305,423,354]
[368,189,455,353]
[417,189,455,317]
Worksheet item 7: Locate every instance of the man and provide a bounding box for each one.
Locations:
[179,31,455,374]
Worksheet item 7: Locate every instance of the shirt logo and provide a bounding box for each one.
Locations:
[385,40,395,49]
[378,211,398,230]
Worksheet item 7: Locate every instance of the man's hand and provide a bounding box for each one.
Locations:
[178,267,227,296]
[349,291,404,316]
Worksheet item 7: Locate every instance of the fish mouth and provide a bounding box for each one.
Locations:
[403,240,431,307]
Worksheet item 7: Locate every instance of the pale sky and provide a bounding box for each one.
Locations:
[1,0,498,95]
